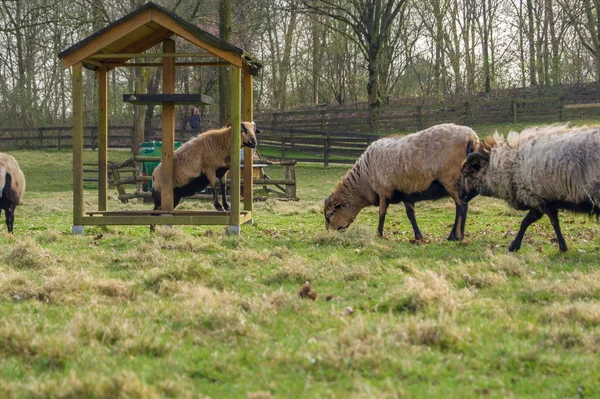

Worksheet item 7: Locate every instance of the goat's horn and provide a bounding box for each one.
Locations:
[466,152,489,163]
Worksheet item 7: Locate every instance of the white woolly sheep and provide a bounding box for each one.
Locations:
[324,123,481,240]
[152,122,259,212]
[0,153,26,233]
[460,124,600,252]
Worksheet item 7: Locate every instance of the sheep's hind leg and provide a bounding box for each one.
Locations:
[403,202,423,240]
[544,207,568,252]
[509,209,543,252]
[5,205,14,233]
[219,176,230,211]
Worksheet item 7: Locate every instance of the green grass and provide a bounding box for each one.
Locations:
[1,119,600,398]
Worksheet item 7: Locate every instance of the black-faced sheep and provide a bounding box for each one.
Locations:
[0,153,26,233]
[151,122,258,212]
[460,124,600,252]
[324,123,481,240]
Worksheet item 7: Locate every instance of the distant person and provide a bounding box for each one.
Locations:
[188,107,201,136]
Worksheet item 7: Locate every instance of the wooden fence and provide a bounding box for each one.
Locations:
[256,96,599,135]
[0,126,193,150]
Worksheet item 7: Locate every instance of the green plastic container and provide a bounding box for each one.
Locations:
[139,141,182,191]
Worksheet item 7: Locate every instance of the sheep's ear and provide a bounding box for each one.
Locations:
[466,141,474,155]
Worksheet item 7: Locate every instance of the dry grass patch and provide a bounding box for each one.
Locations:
[6,369,194,399]
[313,225,375,248]
[322,255,373,281]
[144,259,217,291]
[398,315,464,350]
[94,279,136,301]
[466,271,508,289]
[5,237,53,269]
[265,255,314,284]
[542,302,600,326]
[378,269,472,314]
[520,270,600,303]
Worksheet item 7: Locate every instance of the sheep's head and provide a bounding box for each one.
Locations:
[241,122,259,148]
[324,193,360,232]
[459,152,490,203]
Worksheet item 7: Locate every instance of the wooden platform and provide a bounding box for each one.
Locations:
[123,93,214,105]
[83,210,252,226]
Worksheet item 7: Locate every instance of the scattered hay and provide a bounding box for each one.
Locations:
[466,271,508,289]
[5,237,52,269]
[145,260,216,292]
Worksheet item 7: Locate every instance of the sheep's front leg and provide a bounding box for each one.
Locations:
[377,198,390,237]
[403,201,423,240]
[448,201,468,241]
[219,176,230,211]
[509,209,543,252]
[206,172,224,211]
[544,207,567,252]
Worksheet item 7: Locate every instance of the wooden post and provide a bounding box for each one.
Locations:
[416,106,422,130]
[324,133,330,167]
[229,66,242,235]
[39,128,43,148]
[242,65,253,214]
[161,39,175,212]
[98,64,108,211]
[58,128,62,151]
[72,62,84,234]
[285,164,296,198]
[513,100,517,124]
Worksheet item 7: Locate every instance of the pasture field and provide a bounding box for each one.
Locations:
[1,122,600,398]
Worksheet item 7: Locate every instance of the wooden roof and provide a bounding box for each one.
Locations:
[58,2,261,74]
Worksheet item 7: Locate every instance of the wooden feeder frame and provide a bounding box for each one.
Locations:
[58,2,261,235]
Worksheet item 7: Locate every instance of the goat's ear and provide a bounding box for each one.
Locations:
[255,127,261,134]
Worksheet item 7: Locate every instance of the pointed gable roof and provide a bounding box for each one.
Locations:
[58,2,261,74]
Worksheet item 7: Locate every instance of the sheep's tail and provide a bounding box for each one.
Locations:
[0,166,6,198]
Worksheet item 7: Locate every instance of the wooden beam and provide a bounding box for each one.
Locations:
[229,66,242,233]
[72,63,84,233]
[105,27,174,71]
[151,11,242,68]
[122,93,214,105]
[161,39,175,212]
[243,65,253,213]
[81,212,252,226]
[62,11,152,69]
[90,52,213,59]
[107,61,229,68]
[98,64,108,211]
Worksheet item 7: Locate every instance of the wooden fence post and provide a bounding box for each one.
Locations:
[321,110,325,131]
[559,97,564,121]
[58,128,62,151]
[285,164,296,198]
[416,106,422,130]
[38,128,44,148]
[281,135,286,159]
[324,133,330,167]
[513,100,518,124]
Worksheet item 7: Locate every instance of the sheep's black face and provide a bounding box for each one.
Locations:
[324,195,356,232]
[241,122,259,149]
[459,152,489,203]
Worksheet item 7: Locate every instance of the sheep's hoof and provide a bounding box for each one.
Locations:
[508,243,520,252]
[223,204,231,212]
[214,204,224,212]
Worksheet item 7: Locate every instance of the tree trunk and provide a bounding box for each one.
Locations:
[526,0,537,86]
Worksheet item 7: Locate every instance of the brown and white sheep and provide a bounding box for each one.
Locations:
[460,124,600,252]
[324,123,481,240]
[152,122,258,211]
[0,153,26,233]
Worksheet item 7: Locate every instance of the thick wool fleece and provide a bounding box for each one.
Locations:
[482,124,600,210]
[333,123,480,207]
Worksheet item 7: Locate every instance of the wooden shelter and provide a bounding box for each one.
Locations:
[58,2,261,235]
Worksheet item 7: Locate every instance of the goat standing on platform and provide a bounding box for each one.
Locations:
[151,122,258,212]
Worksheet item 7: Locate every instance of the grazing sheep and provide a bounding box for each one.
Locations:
[0,153,26,233]
[460,124,600,252]
[152,122,258,212]
[324,123,481,240]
